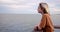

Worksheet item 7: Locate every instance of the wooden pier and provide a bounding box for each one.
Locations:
[54,25,60,29]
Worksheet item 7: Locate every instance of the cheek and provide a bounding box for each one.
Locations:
[38,9,42,13]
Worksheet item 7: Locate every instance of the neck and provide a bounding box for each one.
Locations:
[41,12,44,15]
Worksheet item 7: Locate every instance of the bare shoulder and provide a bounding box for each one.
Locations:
[43,14,50,17]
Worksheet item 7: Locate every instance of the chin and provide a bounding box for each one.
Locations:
[38,12,41,13]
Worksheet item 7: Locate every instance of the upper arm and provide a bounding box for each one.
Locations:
[39,15,47,29]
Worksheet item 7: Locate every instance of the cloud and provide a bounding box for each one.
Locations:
[7,5,32,9]
[46,0,60,12]
[0,0,60,14]
[0,0,37,9]
[0,0,21,3]
[52,7,60,11]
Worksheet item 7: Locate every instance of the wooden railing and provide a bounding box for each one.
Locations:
[33,25,60,32]
[54,25,60,29]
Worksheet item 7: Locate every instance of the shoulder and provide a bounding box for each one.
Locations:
[43,14,50,16]
[43,14,50,18]
[43,14,47,16]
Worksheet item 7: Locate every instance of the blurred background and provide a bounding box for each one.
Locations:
[0,0,60,32]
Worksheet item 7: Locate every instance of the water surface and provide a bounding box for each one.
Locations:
[0,14,60,32]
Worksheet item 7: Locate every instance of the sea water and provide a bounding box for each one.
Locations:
[0,14,60,32]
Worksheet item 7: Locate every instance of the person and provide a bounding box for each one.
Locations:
[34,3,54,32]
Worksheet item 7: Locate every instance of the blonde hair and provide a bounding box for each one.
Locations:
[39,3,49,14]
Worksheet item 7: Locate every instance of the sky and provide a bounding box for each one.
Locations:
[0,0,60,14]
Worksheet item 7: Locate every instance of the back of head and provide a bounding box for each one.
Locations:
[39,2,50,14]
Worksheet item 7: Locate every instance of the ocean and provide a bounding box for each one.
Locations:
[0,14,60,32]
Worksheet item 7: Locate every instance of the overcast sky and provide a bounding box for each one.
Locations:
[0,0,60,14]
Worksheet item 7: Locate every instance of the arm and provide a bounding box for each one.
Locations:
[38,15,47,30]
[47,15,54,30]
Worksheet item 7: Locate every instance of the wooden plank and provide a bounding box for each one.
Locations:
[54,25,60,29]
